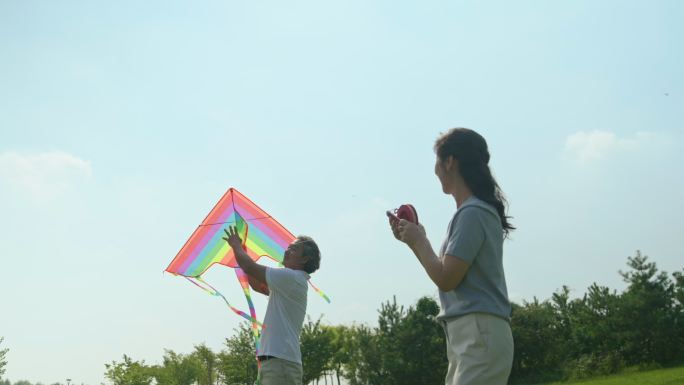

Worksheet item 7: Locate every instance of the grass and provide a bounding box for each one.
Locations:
[540,365,684,385]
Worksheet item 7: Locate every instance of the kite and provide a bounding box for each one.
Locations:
[165,187,330,353]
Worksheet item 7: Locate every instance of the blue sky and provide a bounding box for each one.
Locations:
[1,1,682,384]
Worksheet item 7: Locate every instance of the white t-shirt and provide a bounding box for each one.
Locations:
[258,267,309,364]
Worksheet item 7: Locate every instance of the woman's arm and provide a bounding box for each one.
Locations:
[409,237,470,292]
[394,219,470,292]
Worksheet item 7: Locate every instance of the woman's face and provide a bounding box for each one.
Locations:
[435,156,452,194]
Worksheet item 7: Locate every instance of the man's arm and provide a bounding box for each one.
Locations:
[248,274,270,296]
[223,227,268,284]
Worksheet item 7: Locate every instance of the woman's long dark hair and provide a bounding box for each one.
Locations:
[434,128,515,237]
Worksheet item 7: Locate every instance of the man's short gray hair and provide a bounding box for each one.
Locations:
[296,235,320,274]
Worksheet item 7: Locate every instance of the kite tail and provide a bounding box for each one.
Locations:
[185,276,263,327]
[235,268,262,353]
[234,215,262,354]
[308,279,331,303]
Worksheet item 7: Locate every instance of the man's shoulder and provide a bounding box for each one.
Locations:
[267,267,309,283]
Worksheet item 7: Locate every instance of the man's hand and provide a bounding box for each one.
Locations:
[222,225,268,284]
[223,226,243,250]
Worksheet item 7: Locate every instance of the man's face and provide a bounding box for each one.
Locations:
[283,241,309,270]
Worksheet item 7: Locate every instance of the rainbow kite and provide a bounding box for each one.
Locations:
[166,187,295,276]
[165,188,329,353]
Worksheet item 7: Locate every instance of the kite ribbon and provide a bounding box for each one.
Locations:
[308,280,331,303]
[233,213,263,351]
[185,276,263,327]
[236,267,261,351]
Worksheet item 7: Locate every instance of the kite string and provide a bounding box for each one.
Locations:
[186,276,263,327]
[199,215,273,227]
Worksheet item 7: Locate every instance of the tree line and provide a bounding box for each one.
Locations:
[1,251,682,385]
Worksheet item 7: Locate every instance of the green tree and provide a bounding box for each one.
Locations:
[104,355,153,385]
[0,337,8,380]
[192,344,216,385]
[342,324,383,385]
[566,283,624,379]
[98,251,683,385]
[217,323,257,385]
[509,298,562,383]
[508,250,683,383]
[375,297,404,385]
[618,251,677,365]
[300,316,333,384]
[342,296,446,385]
[673,268,684,362]
[673,268,684,307]
[394,296,447,385]
[327,325,352,385]
[550,285,575,361]
[150,350,201,385]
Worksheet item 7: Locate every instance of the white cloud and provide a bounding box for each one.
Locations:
[0,150,92,202]
[564,130,654,163]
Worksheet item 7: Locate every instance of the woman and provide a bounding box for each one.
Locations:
[389,128,514,385]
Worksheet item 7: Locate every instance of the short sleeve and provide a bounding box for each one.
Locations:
[444,207,485,264]
[265,267,299,294]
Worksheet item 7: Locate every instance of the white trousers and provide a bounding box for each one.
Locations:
[443,313,514,385]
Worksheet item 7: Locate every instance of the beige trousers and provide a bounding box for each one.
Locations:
[443,313,514,385]
[258,357,303,385]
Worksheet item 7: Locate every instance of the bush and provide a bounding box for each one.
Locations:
[565,351,625,380]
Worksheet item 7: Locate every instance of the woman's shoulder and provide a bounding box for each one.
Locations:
[457,197,500,223]
[459,197,496,215]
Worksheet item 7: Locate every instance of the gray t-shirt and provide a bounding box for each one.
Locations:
[437,196,511,321]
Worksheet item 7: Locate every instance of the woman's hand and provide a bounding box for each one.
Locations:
[397,219,427,247]
[387,211,402,241]
[387,211,427,246]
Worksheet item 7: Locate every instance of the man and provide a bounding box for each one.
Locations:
[223,226,321,385]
